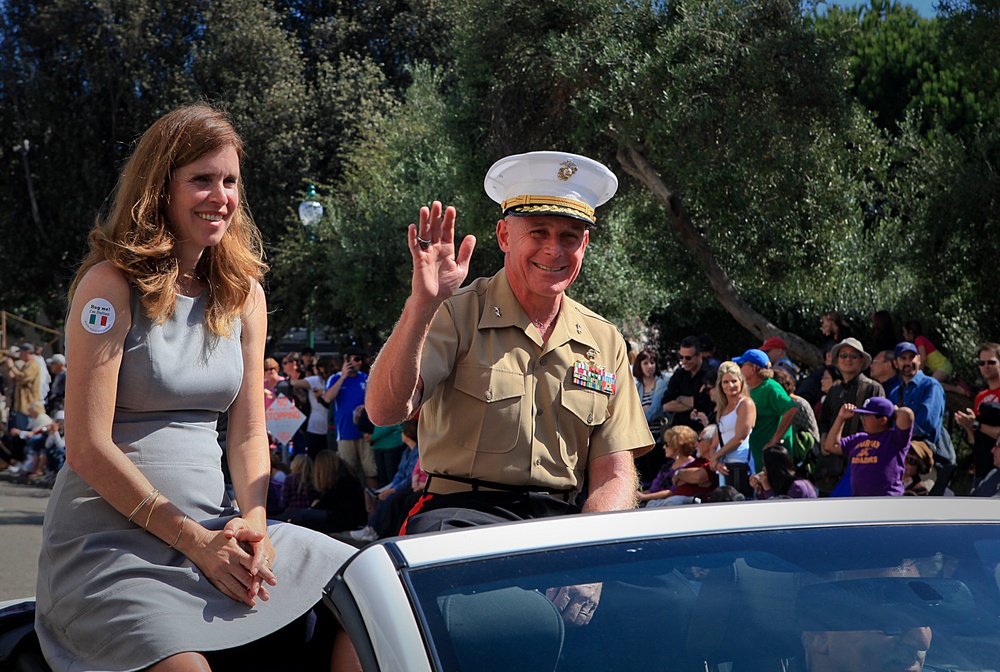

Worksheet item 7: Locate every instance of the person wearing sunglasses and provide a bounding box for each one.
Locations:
[661,335,714,435]
[818,338,886,442]
[954,342,1000,482]
[902,441,935,496]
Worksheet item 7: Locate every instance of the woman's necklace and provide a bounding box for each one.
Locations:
[176,270,203,296]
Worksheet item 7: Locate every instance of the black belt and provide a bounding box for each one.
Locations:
[424,473,574,498]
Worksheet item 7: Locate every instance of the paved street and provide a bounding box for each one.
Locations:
[0,476,49,601]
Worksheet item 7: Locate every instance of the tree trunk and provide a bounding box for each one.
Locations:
[616,141,823,371]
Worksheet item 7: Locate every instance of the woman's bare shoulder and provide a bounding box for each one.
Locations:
[75,262,130,298]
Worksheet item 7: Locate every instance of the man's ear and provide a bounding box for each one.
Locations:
[496,218,510,253]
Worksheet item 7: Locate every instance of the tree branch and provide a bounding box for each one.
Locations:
[616,141,822,369]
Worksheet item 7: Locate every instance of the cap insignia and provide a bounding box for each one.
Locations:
[557,160,578,182]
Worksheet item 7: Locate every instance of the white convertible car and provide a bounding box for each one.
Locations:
[3,497,1000,671]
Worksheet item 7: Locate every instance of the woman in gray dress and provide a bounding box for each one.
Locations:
[35,105,355,671]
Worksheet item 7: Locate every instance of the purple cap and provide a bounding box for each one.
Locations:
[853,396,895,417]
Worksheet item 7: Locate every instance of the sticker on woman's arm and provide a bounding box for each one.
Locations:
[81,298,116,334]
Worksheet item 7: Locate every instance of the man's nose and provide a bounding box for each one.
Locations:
[901,626,932,651]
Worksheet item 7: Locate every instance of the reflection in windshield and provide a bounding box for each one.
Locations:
[405,525,1000,672]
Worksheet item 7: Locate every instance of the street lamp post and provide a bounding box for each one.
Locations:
[298,185,323,349]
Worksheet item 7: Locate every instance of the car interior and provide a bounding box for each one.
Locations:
[404,524,1000,672]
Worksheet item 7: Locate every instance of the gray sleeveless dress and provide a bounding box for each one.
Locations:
[35,289,353,672]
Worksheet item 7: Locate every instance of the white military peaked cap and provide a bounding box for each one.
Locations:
[484,151,618,225]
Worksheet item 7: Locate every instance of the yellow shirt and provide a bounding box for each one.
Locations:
[418,269,653,494]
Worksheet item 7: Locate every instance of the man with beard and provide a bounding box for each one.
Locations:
[893,342,952,464]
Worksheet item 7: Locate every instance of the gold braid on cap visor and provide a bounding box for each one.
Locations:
[501,195,596,224]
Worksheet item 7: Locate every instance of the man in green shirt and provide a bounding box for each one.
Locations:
[734,348,798,470]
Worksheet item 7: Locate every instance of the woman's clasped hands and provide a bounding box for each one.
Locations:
[185,517,277,608]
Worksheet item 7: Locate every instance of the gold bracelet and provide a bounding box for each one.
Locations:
[168,515,188,549]
[143,492,160,531]
[127,489,159,522]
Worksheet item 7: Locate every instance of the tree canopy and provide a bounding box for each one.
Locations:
[2,0,998,377]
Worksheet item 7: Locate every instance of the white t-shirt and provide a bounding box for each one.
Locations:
[304,375,328,435]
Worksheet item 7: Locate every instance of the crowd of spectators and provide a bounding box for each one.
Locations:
[9,308,996,545]
[254,309,1000,546]
[1,342,67,486]
[630,314,1000,506]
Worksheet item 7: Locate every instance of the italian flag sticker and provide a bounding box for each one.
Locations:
[81,298,116,335]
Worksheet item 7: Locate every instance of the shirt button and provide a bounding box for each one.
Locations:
[535,458,542,466]
[485,389,493,401]
[539,357,548,366]
[537,408,544,416]
[587,413,594,423]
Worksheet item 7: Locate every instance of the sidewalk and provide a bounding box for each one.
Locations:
[0,475,49,601]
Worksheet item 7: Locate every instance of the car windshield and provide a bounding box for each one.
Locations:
[403,523,1000,672]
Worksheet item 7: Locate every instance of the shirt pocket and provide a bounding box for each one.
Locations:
[557,383,611,470]
[560,382,611,427]
[453,364,525,453]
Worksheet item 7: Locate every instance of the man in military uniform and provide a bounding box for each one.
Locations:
[366,151,653,532]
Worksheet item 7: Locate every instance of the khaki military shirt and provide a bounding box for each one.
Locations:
[418,269,653,493]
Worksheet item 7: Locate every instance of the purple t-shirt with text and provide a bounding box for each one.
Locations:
[840,423,913,497]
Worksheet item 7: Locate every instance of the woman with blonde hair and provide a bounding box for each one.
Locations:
[709,361,757,497]
[35,104,353,672]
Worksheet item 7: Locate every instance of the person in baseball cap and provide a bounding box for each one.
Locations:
[823,395,915,496]
[760,336,799,379]
[733,348,770,369]
[733,348,799,472]
[851,396,895,417]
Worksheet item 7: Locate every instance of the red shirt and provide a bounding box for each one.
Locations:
[974,386,1000,415]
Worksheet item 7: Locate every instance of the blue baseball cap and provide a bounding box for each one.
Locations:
[733,349,770,368]
[853,396,895,417]
[894,341,918,358]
